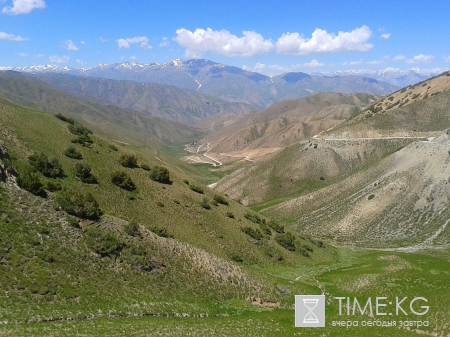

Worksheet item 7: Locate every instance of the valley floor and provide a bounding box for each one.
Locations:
[1,247,448,337]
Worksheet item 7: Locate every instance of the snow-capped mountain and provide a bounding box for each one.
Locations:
[1,59,402,108]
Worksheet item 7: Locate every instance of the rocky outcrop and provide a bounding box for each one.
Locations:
[0,140,12,181]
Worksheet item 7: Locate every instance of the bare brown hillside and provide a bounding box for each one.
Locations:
[191,93,380,163]
[264,132,450,248]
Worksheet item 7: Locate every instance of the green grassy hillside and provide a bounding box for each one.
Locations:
[0,100,335,328]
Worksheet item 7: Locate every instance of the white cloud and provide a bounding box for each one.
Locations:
[35,53,44,57]
[76,59,86,65]
[381,33,391,40]
[393,55,405,61]
[49,55,69,64]
[276,25,373,55]
[406,54,434,64]
[64,39,78,51]
[0,31,28,41]
[443,56,450,63]
[243,60,325,74]
[350,59,364,65]
[2,0,46,15]
[19,52,27,57]
[99,37,107,42]
[174,28,274,58]
[80,40,85,45]
[130,56,137,60]
[159,37,169,47]
[303,59,325,68]
[116,36,152,49]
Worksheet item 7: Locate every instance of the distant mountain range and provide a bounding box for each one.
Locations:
[1,59,400,109]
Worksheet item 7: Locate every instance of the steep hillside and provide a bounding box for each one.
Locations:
[0,99,334,325]
[264,132,450,248]
[0,71,204,148]
[189,93,379,163]
[324,71,450,138]
[214,137,413,206]
[34,73,255,125]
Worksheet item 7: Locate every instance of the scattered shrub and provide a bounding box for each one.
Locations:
[156,201,165,207]
[189,184,204,194]
[368,194,375,200]
[75,163,97,184]
[68,122,92,136]
[43,180,62,191]
[56,190,102,220]
[230,252,244,263]
[124,221,140,237]
[149,166,171,184]
[71,134,93,147]
[199,197,211,210]
[183,179,189,185]
[119,153,138,168]
[213,194,229,205]
[275,232,296,251]
[66,216,80,228]
[55,113,75,125]
[244,212,265,225]
[260,223,272,236]
[319,176,325,181]
[268,220,285,234]
[84,228,122,257]
[211,199,218,206]
[241,226,263,240]
[111,170,136,191]
[141,164,150,171]
[64,146,82,159]
[17,168,45,196]
[226,211,235,219]
[108,144,118,151]
[28,153,64,178]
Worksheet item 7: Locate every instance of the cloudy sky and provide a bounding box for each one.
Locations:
[1,0,449,75]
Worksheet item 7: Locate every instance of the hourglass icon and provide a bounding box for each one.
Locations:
[302,298,319,323]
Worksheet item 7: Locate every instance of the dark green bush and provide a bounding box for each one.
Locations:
[230,252,243,263]
[268,220,284,234]
[156,201,165,207]
[28,153,64,178]
[111,170,136,191]
[368,194,375,200]
[71,134,93,147]
[275,232,296,251]
[68,122,92,136]
[84,228,122,257]
[183,179,189,185]
[241,226,263,240]
[226,211,235,219]
[75,163,97,184]
[119,153,138,168]
[141,164,150,171]
[17,168,45,196]
[189,184,204,194]
[149,165,171,184]
[244,212,265,225]
[66,216,80,228]
[55,113,75,124]
[124,221,140,237]
[213,194,229,205]
[64,146,82,159]
[56,190,102,220]
[43,180,62,191]
[199,197,211,210]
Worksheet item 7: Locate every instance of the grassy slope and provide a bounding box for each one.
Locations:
[0,101,335,326]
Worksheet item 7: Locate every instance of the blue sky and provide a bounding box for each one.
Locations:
[1,0,450,75]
